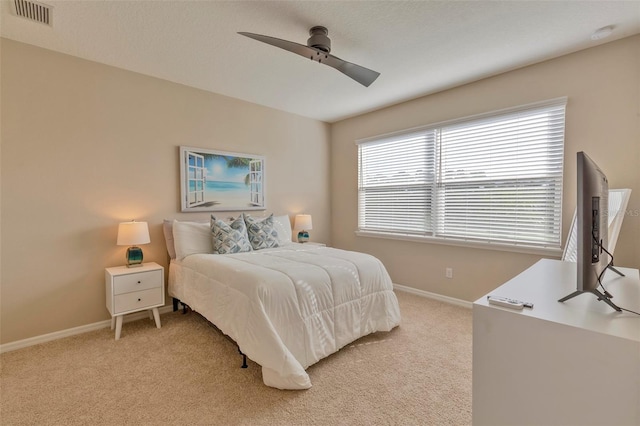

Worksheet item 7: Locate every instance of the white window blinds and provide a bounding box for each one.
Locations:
[358,131,436,234]
[357,98,566,249]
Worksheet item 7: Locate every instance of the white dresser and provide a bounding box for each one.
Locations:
[473,259,640,425]
[105,262,165,340]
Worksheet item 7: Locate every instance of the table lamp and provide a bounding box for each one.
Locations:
[295,214,312,243]
[117,220,150,267]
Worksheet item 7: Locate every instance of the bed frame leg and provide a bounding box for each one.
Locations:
[238,347,248,368]
[172,298,189,314]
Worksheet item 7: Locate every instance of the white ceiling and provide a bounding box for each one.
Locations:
[2,1,639,123]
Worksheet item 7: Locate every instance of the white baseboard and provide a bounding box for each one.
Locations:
[0,305,175,354]
[2,289,469,354]
[393,283,473,309]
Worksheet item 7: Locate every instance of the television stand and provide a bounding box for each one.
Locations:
[608,264,625,277]
[558,289,622,311]
[558,263,625,311]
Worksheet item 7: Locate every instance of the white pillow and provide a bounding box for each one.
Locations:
[272,215,293,245]
[172,220,214,260]
[163,219,178,259]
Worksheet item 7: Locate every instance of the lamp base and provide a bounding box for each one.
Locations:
[126,246,144,268]
[297,230,309,243]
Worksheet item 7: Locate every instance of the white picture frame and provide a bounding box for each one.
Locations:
[179,146,266,212]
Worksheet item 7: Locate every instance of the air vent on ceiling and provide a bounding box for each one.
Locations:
[13,0,52,26]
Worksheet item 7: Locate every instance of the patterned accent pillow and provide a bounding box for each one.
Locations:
[210,215,252,254]
[244,214,280,250]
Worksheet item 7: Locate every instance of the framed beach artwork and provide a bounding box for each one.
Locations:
[179,146,266,212]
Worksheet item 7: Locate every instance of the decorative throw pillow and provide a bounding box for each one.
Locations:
[244,214,280,250]
[210,215,253,254]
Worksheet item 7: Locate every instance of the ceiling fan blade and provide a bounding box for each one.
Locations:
[238,31,380,87]
[238,32,318,62]
[321,54,380,87]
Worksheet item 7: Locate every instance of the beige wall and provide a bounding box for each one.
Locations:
[0,39,331,344]
[2,35,639,345]
[331,35,640,302]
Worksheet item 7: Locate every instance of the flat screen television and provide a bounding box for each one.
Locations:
[558,151,623,311]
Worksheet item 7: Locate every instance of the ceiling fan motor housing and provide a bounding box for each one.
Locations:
[307,26,331,53]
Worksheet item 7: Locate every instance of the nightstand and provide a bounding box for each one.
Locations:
[105,262,165,340]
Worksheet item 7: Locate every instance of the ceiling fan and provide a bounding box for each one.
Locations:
[238,26,380,87]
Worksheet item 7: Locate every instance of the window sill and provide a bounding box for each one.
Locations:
[355,230,563,257]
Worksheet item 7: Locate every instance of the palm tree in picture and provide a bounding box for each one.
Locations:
[225,156,252,186]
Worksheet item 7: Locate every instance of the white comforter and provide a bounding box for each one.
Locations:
[168,244,401,389]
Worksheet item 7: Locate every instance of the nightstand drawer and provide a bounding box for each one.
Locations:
[113,270,162,295]
[114,288,163,314]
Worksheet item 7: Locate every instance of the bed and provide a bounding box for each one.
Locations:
[164,214,401,390]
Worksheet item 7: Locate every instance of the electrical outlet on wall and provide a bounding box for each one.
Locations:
[445,267,453,279]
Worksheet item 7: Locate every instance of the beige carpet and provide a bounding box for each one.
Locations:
[0,291,472,425]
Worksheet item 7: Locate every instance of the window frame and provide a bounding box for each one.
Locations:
[356,97,567,256]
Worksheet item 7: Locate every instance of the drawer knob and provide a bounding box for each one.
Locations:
[137,281,141,284]
[138,298,141,302]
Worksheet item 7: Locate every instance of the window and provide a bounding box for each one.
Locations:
[357,98,566,252]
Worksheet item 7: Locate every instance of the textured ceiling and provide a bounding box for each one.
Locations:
[2,1,639,123]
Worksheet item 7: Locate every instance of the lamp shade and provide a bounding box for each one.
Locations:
[295,214,313,230]
[117,221,150,246]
